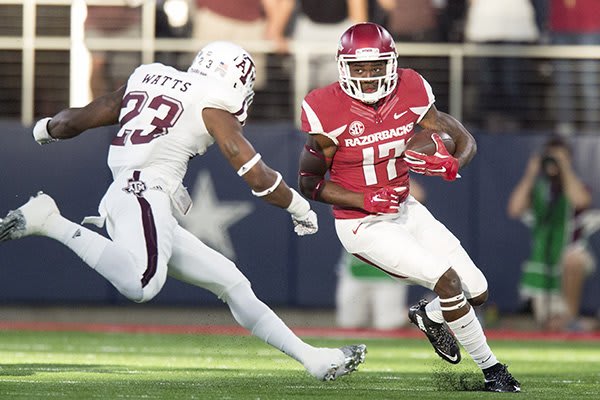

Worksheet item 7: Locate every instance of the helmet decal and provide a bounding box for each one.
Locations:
[188,41,256,112]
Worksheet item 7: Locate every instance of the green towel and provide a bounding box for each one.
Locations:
[520,179,571,295]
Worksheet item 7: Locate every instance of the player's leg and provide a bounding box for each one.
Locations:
[0,182,174,303]
[102,178,175,302]
[408,199,520,392]
[167,226,366,381]
[335,215,462,363]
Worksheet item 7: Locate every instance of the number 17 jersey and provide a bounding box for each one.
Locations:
[300,68,435,219]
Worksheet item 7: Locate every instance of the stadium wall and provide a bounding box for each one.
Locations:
[0,121,599,314]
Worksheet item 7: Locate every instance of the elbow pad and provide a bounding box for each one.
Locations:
[299,171,325,201]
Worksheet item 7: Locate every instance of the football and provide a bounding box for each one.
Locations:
[405,129,456,156]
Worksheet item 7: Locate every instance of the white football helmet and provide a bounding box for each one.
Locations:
[337,23,398,104]
[188,41,256,115]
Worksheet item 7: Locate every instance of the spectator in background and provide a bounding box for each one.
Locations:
[155,0,193,68]
[335,180,426,330]
[292,0,368,89]
[507,137,597,331]
[85,4,142,98]
[438,0,468,43]
[548,0,600,135]
[464,0,539,131]
[375,0,442,42]
[192,0,294,90]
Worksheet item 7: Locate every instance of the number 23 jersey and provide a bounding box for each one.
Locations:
[301,68,435,219]
[108,62,247,185]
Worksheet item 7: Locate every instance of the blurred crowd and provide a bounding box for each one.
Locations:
[81,0,600,135]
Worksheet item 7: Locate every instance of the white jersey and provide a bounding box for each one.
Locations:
[107,63,247,186]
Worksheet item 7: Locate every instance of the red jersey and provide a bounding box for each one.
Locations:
[301,68,435,219]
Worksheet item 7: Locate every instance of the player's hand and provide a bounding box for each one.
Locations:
[363,186,405,214]
[33,117,58,145]
[404,133,459,181]
[291,209,318,236]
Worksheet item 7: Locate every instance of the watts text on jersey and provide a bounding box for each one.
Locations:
[142,74,192,92]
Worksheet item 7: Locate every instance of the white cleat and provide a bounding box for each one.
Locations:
[306,344,367,381]
[0,192,59,241]
[334,344,367,379]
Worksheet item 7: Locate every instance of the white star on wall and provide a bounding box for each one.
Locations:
[178,170,254,260]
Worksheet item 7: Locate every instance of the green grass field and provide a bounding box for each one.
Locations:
[0,329,599,399]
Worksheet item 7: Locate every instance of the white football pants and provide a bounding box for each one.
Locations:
[335,195,488,298]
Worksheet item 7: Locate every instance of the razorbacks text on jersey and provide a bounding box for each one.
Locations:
[301,68,435,219]
[107,62,247,188]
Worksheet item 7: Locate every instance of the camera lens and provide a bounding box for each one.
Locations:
[541,155,559,176]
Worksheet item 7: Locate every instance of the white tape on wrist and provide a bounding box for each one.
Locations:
[33,117,57,144]
[251,171,282,197]
[237,153,262,176]
[286,188,311,218]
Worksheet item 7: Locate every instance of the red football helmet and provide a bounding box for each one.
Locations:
[336,23,398,104]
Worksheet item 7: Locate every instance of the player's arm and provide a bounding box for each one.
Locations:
[203,107,317,235]
[418,104,477,168]
[299,134,360,207]
[34,85,125,143]
[299,134,401,214]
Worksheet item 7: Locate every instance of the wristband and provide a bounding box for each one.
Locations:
[33,117,57,144]
[251,171,282,197]
[237,153,262,176]
[286,188,311,218]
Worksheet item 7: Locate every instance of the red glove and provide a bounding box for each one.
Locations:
[404,133,459,181]
[363,186,406,214]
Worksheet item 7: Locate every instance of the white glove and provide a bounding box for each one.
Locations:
[33,117,58,145]
[291,210,318,236]
[286,188,318,236]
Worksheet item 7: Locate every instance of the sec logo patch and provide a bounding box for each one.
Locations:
[349,121,365,136]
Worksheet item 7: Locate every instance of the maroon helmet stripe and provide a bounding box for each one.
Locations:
[132,171,158,288]
[352,253,408,279]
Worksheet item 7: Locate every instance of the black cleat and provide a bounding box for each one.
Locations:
[409,299,461,364]
[483,363,520,392]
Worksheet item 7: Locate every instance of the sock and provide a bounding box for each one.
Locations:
[44,214,109,266]
[425,297,444,323]
[446,307,498,370]
[224,282,312,365]
[44,214,143,301]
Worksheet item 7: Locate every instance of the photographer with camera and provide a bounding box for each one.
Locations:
[507,137,595,331]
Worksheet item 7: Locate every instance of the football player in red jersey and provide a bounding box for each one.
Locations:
[298,22,520,392]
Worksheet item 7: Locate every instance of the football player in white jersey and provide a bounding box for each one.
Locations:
[0,41,366,381]
[297,23,520,392]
